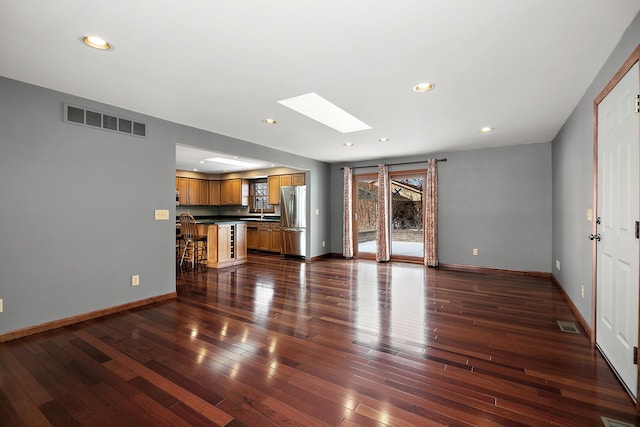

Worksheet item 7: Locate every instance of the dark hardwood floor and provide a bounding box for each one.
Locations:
[1,254,639,426]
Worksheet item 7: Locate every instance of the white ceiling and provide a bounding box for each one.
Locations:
[1,0,638,170]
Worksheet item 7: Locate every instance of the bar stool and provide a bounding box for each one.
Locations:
[179,213,207,269]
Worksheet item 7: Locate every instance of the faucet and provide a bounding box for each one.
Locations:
[260,207,264,219]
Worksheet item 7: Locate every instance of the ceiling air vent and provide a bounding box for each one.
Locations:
[64,103,147,138]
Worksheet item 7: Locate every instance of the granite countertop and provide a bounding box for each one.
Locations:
[176,216,280,226]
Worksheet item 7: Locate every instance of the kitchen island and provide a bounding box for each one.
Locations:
[206,221,247,268]
[177,218,248,269]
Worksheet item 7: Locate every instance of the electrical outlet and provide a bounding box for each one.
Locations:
[131,275,140,286]
[556,259,560,270]
[322,240,325,247]
[0,298,3,313]
[472,248,478,256]
[581,285,585,299]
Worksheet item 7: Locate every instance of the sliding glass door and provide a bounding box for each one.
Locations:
[354,170,425,262]
[390,174,424,260]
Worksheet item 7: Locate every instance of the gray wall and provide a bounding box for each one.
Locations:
[0,77,331,336]
[552,13,640,328]
[330,142,552,273]
[0,78,176,335]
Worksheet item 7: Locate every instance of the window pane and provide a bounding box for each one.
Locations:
[356,177,377,254]
[391,177,424,258]
[250,180,274,212]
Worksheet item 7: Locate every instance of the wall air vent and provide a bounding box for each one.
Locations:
[64,103,147,138]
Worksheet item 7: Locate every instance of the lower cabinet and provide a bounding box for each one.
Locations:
[247,225,259,250]
[257,222,282,253]
[207,223,247,268]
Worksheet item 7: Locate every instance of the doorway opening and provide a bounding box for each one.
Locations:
[354,170,426,262]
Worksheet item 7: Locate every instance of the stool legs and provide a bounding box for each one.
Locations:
[180,239,206,269]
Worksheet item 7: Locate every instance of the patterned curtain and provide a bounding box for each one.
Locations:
[376,164,390,262]
[424,159,439,267]
[343,167,354,258]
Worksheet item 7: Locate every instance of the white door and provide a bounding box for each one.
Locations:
[596,61,639,399]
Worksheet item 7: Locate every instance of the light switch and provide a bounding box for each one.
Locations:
[586,208,592,222]
[155,209,170,220]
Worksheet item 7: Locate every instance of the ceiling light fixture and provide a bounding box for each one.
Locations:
[278,92,371,133]
[379,137,390,142]
[413,82,435,93]
[81,35,112,50]
[263,118,277,125]
[479,126,494,133]
[343,142,354,147]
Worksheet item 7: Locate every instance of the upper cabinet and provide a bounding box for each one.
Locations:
[291,173,305,186]
[209,180,220,206]
[177,172,303,207]
[267,173,305,205]
[220,178,248,206]
[177,177,209,206]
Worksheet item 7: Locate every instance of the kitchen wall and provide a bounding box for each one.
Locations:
[0,76,331,337]
[330,142,552,273]
[552,12,640,329]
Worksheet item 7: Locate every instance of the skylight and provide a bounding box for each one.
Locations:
[206,157,259,168]
[277,92,371,133]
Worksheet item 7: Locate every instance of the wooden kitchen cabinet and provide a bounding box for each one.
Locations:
[220,179,248,205]
[279,174,292,187]
[258,222,282,253]
[271,224,283,253]
[177,177,209,205]
[207,223,247,268]
[267,173,305,205]
[209,180,220,206]
[196,179,209,205]
[177,177,189,205]
[291,173,305,185]
[267,175,280,205]
[246,224,259,249]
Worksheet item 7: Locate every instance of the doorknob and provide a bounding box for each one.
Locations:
[589,233,601,241]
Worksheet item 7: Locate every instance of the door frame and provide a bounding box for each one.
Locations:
[352,169,427,262]
[592,43,640,406]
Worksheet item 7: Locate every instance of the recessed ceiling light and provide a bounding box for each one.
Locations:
[199,161,205,164]
[343,142,354,147]
[379,137,390,142]
[413,82,435,93]
[81,35,112,50]
[193,168,198,171]
[264,118,277,125]
[479,126,494,133]
[278,92,371,133]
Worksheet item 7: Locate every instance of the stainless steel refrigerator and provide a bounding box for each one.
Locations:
[280,185,306,258]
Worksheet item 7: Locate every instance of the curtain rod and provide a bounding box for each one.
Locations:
[341,158,446,171]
